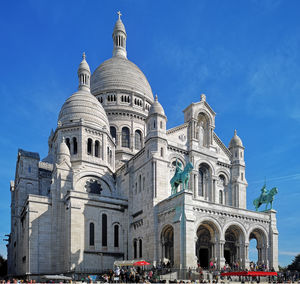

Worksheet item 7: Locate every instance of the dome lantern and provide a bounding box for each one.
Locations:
[78,52,91,91]
[112,11,127,58]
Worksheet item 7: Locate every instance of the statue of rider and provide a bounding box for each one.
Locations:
[259,183,268,204]
[174,159,183,176]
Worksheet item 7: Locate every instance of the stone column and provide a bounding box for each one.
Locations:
[244,242,250,269]
[218,240,225,269]
[173,222,181,268]
[117,131,121,147]
[91,140,94,156]
[194,173,198,198]
[212,178,216,203]
[70,139,74,155]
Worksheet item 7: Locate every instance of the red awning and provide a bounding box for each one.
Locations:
[221,271,277,277]
[133,261,150,266]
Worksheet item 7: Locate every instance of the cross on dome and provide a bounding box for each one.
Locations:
[117,11,122,20]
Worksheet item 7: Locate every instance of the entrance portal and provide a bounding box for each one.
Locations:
[224,249,231,264]
[196,221,220,269]
[199,248,209,268]
[224,225,245,267]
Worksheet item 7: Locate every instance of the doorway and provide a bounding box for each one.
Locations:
[224,249,231,264]
[199,248,209,268]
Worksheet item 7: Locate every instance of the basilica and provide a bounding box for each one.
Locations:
[7,14,278,278]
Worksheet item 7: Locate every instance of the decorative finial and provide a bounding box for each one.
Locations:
[62,136,65,143]
[201,93,206,102]
[82,52,86,60]
[117,11,122,20]
[234,129,237,136]
[155,94,158,101]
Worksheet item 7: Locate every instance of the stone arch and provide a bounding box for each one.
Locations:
[196,110,213,125]
[196,111,212,147]
[160,224,174,265]
[216,169,230,183]
[195,219,221,268]
[223,222,247,267]
[74,173,114,196]
[248,225,269,265]
[222,221,247,241]
[195,159,215,176]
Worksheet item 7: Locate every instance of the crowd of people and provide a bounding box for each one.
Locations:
[1,261,300,283]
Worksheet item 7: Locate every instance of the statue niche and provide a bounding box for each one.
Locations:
[196,113,209,147]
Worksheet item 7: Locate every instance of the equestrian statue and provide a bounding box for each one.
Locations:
[253,183,278,211]
[170,159,194,195]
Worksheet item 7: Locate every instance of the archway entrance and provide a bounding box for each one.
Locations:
[224,225,245,267]
[196,221,220,269]
[161,225,174,265]
[249,228,267,266]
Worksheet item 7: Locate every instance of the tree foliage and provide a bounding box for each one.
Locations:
[0,255,7,277]
[287,254,300,271]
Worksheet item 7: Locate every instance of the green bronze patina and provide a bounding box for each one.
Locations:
[253,183,278,211]
[170,160,194,195]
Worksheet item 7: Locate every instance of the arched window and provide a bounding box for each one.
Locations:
[87,138,92,155]
[114,225,119,247]
[160,121,163,129]
[95,140,100,157]
[133,239,137,259]
[89,223,95,246]
[110,126,117,143]
[66,138,70,150]
[73,137,77,154]
[122,127,130,148]
[135,130,142,150]
[219,190,223,204]
[139,239,142,258]
[198,163,210,198]
[139,175,142,192]
[102,214,107,246]
[160,147,164,157]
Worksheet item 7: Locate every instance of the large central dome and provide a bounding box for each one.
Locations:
[91,56,153,100]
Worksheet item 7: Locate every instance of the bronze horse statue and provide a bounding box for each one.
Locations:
[253,187,278,211]
[170,162,193,195]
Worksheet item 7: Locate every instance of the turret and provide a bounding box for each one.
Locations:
[78,52,91,91]
[229,130,247,208]
[146,95,167,141]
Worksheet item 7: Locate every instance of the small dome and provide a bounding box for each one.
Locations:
[58,90,109,130]
[148,95,165,116]
[229,130,243,148]
[113,18,126,35]
[91,56,154,101]
[57,138,70,164]
[78,52,90,73]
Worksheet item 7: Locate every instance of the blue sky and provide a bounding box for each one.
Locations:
[0,0,300,267]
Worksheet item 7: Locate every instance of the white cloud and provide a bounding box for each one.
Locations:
[279,251,299,256]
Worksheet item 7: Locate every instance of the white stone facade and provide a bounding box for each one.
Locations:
[7,15,278,278]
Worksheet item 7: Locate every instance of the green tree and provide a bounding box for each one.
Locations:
[287,254,300,271]
[0,255,7,277]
